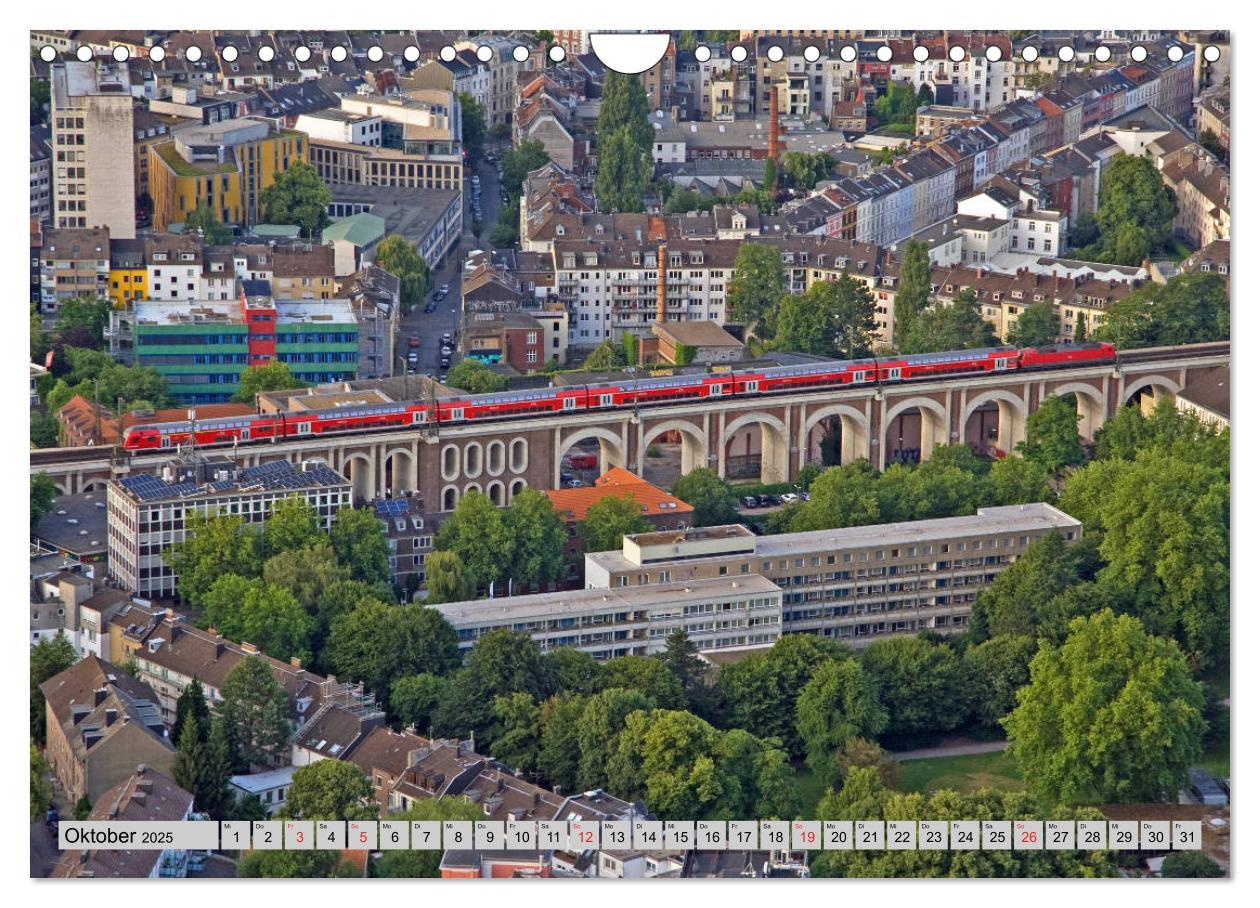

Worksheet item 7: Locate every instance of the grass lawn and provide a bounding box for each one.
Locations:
[1199,740,1230,779]
[791,762,835,819]
[895,750,1025,796]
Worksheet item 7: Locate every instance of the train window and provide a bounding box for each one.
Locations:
[996,358,1012,369]
[709,384,723,397]
[411,411,425,424]
[241,428,250,441]
[853,371,868,382]
[746,380,759,392]
[160,436,171,448]
[887,367,902,380]
[297,423,311,435]
[562,398,576,410]
[450,409,464,421]
[600,394,613,407]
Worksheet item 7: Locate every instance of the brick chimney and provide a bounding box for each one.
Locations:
[656,242,669,323]
[768,85,782,171]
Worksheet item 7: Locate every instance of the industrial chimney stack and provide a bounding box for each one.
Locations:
[656,243,669,323]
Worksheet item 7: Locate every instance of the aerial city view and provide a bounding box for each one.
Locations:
[27,25,1230,882]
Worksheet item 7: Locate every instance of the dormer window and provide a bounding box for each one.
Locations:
[555,224,565,236]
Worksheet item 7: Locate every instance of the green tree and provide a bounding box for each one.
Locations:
[239,850,351,878]
[717,634,849,754]
[228,792,270,823]
[597,71,653,153]
[1003,609,1206,804]
[901,287,998,354]
[329,506,391,585]
[172,677,211,745]
[201,575,313,663]
[54,296,112,348]
[775,275,876,358]
[283,759,375,820]
[859,635,967,742]
[30,412,60,448]
[165,511,261,604]
[1008,300,1060,347]
[1197,129,1227,163]
[74,795,92,821]
[834,736,899,788]
[962,635,1038,729]
[1099,272,1228,349]
[655,628,714,716]
[504,488,567,588]
[779,151,835,189]
[1095,450,1229,669]
[581,338,623,371]
[670,468,739,527]
[894,240,931,348]
[873,80,917,130]
[218,657,291,771]
[445,358,508,393]
[595,125,652,212]
[30,472,57,531]
[458,92,486,161]
[544,647,605,695]
[370,798,481,877]
[968,532,1085,642]
[30,633,77,745]
[578,492,653,552]
[1088,154,1176,265]
[436,491,510,591]
[603,656,685,709]
[30,741,51,822]
[1074,310,1088,341]
[1017,396,1084,473]
[726,243,787,335]
[31,303,48,362]
[325,598,461,699]
[490,692,542,773]
[390,673,449,732]
[812,774,1115,877]
[171,718,206,807]
[372,235,431,311]
[260,160,332,238]
[422,550,474,604]
[1161,851,1224,878]
[537,693,589,791]
[200,714,236,819]
[183,199,232,244]
[262,495,321,558]
[31,77,50,124]
[988,455,1055,506]
[231,360,305,403]
[262,542,350,640]
[916,82,935,108]
[795,658,889,776]
[499,140,550,198]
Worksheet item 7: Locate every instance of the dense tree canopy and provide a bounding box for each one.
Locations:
[900,288,999,354]
[231,360,305,403]
[859,635,968,742]
[726,243,786,335]
[775,275,877,358]
[445,359,508,393]
[1017,395,1084,473]
[260,161,332,238]
[372,235,430,311]
[325,598,461,700]
[1099,272,1228,348]
[894,240,932,349]
[670,468,739,526]
[1003,609,1206,804]
[578,493,653,552]
[1077,155,1177,266]
[795,658,888,776]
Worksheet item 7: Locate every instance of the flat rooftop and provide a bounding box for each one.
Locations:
[587,504,1080,573]
[116,458,348,504]
[132,298,355,327]
[430,575,782,625]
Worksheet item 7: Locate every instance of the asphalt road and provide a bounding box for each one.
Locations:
[394,154,504,389]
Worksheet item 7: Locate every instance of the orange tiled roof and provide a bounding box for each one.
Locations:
[544,467,694,522]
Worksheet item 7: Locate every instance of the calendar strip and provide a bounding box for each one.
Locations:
[61,819,1203,852]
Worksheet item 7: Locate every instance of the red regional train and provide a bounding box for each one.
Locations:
[121,342,1116,451]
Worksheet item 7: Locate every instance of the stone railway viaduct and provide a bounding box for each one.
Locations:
[31,343,1228,513]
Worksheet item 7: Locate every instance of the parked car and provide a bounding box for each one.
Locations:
[741,496,759,509]
[756,494,775,507]
[565,479,584,488]
[423,301,437,313]
[439,284,450,295]
[560,472,574,483]
[780,492,799,504]
[440,356,450,369]
[442,332,452,343]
